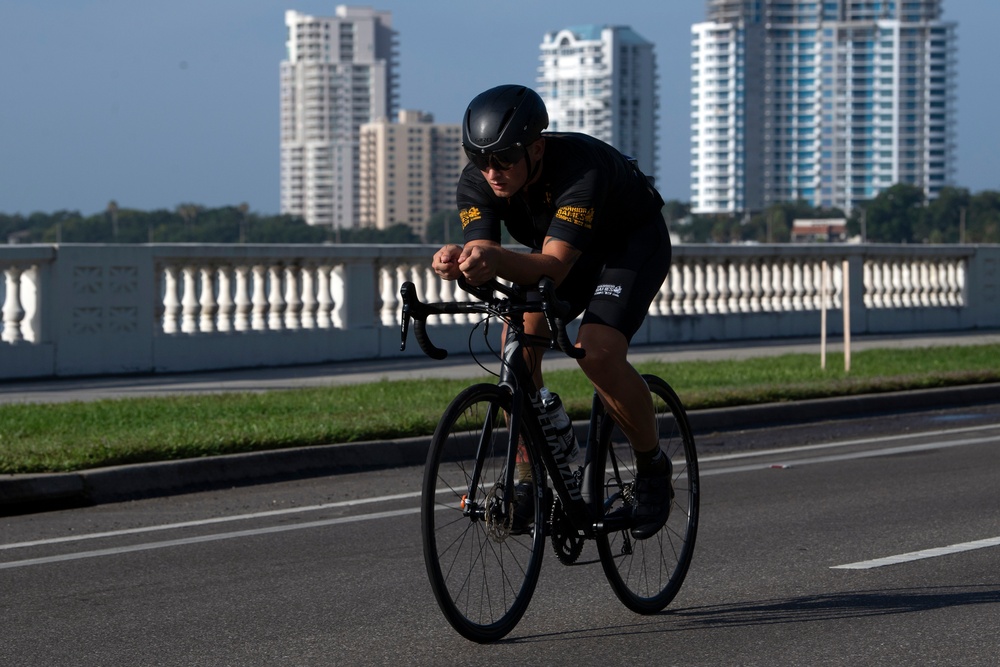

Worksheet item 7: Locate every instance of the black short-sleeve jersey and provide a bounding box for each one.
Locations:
[456,133,664,258]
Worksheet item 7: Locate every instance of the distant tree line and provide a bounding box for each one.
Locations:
[670,185,1000,244]
[3,185,998,246]
[0,203,422,245]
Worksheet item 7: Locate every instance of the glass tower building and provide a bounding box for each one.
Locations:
[691,0,956,215]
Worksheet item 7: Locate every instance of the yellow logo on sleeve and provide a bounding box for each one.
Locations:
[459,207,481,228]
[555,205,595,229]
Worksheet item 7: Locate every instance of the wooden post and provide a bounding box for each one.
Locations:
[843,259,851,373]
[820,260,828,370]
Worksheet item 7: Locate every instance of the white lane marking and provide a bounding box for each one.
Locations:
[702,434,998,476]
[0,491,421,551]
[699,422,1000,464]
[0,507,420,570]
[5,423,997,551]
[832,536,1000,570]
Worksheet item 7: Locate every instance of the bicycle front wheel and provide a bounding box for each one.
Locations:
[421,384,546,643]
[593,374,699,614]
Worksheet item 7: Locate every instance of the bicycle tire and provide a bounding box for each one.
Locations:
[593,374,699,614]
[421,383,546,642]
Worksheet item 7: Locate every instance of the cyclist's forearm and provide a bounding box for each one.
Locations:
[494,248,567,286]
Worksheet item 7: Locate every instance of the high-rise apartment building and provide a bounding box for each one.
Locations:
[537,25,659,177]
[358,110,465,237]
[280,6,399,229]
[691,0,956,215]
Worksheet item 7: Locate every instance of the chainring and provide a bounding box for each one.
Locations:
[550,497,585,565]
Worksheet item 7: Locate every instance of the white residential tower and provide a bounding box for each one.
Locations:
[280,6,399,229]
[537,25,659,178]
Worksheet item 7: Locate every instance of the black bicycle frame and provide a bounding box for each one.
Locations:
[491,309,609,536]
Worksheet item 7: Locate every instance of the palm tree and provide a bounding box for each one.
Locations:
[106,200,119,240]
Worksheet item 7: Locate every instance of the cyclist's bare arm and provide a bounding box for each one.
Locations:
[443,238,581,287]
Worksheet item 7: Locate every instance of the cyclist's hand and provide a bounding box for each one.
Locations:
[432,244,464,280]
[458,244,499,286]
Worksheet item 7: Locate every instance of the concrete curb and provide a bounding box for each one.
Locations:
[3,382,999,513]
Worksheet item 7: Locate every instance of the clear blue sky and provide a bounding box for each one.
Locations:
[1,0,995,216]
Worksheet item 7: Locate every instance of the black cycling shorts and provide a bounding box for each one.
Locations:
[558,214,672,342]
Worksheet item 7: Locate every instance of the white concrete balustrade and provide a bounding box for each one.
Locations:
[1,243,997,380]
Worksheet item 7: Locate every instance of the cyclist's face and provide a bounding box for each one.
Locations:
[478,139,543,198]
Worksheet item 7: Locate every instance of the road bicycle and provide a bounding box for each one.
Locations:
[400,277,699,643]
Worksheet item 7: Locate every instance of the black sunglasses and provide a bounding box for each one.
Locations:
[463,144,527,172]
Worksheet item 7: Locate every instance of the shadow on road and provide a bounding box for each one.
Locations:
[674,585,1000,627]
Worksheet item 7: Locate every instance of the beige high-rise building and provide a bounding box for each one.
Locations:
[359,110,466,238]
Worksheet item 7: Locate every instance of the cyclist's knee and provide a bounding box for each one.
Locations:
[576,324,629,381]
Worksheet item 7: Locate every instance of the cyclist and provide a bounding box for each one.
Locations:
[432,84,673,539]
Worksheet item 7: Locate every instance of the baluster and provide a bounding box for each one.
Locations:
[890,262,903,308]
[900,262,913,308]
[234,266,251,331]
[957,259,967,306]
[316,264,333,329]
[791,261,804,311]
[199,265,218,333]
[330,264,346,329]
[670,265,684,315]
[927,262,942,307]
[832,261,843,309]
[453,277,472,324]
[917,261,931,307]
[805,262,820,310]
[862,260,874,308]
[300,264,317,329]
[769,261,783,312]
[181,266,199,334]
[780,261,794,312]
[394,264,409,325]
[268,264,285,330]
[409,263,426,320]
[946,260,961,306]
[424,268,442,325]
[438,279,456,324]
[284,265,302,330]
[739,257,753,313]
[693,260,707,314]
[747,260,764,313]
[938,261,951,306]
[682,261,695,315]
[1,265,24,344]
[162,264,181,334]
[217,266,234,332]
[758,261,772,312]
[870,260,884,308]
[251,264,268,330]
[726,261,740,313]
[653,269,670,316]
[704,259,719,314]
[715,262,729,314]
[379,265,398,327]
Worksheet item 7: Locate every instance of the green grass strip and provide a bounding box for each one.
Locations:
[1,344,998,474]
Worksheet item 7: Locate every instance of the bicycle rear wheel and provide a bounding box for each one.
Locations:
[421,384,546,643]
[593,374,699,613]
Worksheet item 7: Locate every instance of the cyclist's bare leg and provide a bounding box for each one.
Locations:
[575,322,657,453]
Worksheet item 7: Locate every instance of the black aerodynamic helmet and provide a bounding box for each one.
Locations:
[462,85,548,171]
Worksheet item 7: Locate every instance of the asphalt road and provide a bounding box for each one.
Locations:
[2,402,998,666]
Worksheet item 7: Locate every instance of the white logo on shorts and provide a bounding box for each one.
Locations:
[595,283,623,298]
